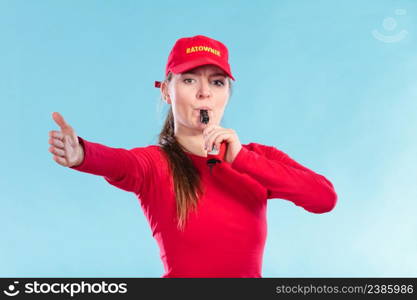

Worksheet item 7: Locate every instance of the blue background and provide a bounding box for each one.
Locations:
[1,0,416,277]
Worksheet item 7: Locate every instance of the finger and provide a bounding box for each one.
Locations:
[203,125,220,137]
[206,131,219,150]
[49,130,63,139]
[205,130,217,150]
[211,134,227,151]
[53,155,68,167]
[49,145,65,157]
[205,129,227,150]
[52,112,71,131]
[49,137,65,148]
[214,133,232,151]
[205,126,226,140]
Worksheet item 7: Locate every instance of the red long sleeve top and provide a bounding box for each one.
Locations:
[70,137,337,278]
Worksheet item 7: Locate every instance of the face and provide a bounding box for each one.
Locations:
[161,64,230,134]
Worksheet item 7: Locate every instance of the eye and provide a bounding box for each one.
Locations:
[183,78,194,84]
[213,79,225,86]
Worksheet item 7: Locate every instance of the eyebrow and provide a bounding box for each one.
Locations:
[182,70,227,77]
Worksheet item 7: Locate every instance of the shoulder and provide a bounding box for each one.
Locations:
[124,145,170,177]
[128,144,170,166]
[242,142,286,155]
[241,142,290,161]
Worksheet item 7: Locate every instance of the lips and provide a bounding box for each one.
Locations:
[196,106,212,111]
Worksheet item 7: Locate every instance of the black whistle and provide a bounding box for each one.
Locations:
[200,109,209,124]
[200,109,219,155]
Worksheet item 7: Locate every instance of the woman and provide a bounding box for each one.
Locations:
[48,35,338,278]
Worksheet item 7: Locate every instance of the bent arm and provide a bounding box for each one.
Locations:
[231,145,338,213]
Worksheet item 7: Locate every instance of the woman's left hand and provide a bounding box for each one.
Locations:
[203,125,242,164]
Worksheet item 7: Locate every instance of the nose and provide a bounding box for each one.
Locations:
[196,79,212,99]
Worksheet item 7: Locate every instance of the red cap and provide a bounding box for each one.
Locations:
[155,35,235,88]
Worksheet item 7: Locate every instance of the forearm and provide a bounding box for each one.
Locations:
[231,146,337,213]
[70,136,135,181]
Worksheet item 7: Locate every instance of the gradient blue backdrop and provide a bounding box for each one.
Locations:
[1,0,416,277]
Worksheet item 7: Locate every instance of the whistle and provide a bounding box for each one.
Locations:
[200,109,209,124]
[200,109,219,155]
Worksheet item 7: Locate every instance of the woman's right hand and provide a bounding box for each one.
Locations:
[48,112,84,167]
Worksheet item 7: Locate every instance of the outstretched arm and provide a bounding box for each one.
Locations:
[48,112,148,195]
[69,137,147,195]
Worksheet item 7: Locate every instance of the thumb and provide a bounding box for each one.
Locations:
[52,112,71,131]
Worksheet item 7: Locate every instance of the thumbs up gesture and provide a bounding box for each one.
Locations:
[48,112,84,167]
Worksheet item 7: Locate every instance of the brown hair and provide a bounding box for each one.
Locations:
[157,71,233,231]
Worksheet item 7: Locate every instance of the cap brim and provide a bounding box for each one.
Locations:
[170,57,235,81]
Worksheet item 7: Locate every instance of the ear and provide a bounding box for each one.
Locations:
[161,81,172,104]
